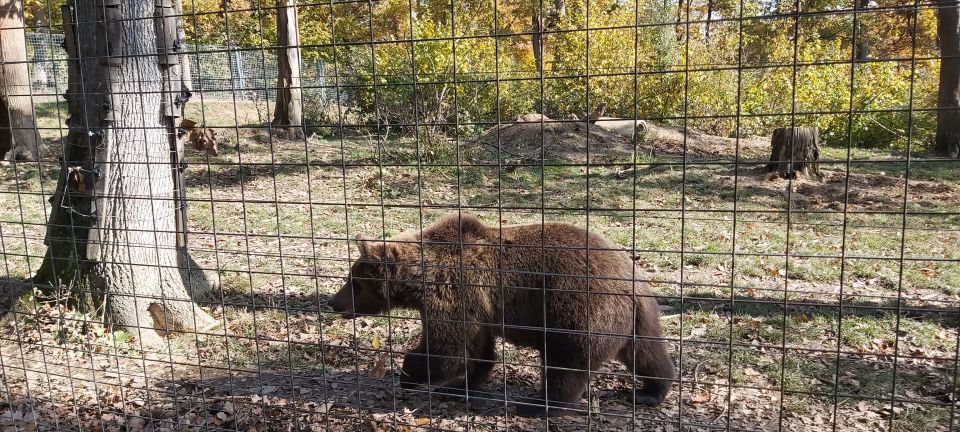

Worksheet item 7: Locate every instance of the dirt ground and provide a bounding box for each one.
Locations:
[1,103,958,431]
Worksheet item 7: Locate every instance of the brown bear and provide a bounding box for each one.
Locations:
[328,213,674,416]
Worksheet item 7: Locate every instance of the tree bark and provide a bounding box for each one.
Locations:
[705,0,713,42]
[854,0,871,61]
[271,0,304,139]
[767,127,822,180]
[936,0,960,158]
[532,12,543,75]
[34,0,216,347]
[676,0,685,41]
[0,0,43,161]
[531,1,563,76]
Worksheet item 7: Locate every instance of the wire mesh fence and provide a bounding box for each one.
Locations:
[0,0,958,431]
[22,30,344,105]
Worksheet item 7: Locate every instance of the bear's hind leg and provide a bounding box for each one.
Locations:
[515,338,590,417]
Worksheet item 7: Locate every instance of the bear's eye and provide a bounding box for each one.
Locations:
[351,274,377,291]
[356,261,385,277]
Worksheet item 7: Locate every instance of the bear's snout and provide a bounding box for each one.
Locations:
[327,283,355,316]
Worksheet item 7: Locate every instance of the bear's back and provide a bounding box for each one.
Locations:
[417,214,640,290]
[502,222,635,281]
[421,213,492,246]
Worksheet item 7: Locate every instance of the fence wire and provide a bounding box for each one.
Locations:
[0,1,959,432]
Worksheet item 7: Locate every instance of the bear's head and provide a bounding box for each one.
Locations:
[327,234,419,316]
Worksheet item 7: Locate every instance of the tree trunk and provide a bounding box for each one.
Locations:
[532,11,543,75]
[677,0,684,25]
[0,0,43,161]
[676,0,685,41]
[854,0,871,61]
[767,127,822,180]
[936,0,960,158]
[271,0,304,139]
[705,0,713,42]
[531,1,564,77]
[34,0,216,347]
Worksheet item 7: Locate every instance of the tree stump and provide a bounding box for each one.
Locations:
[766,127,822,180]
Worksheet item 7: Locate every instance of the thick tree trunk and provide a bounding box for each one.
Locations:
[34,0,216,347]
[767,127,822,180]
[0,0,42,161]
[271,0,304,139]
[936,0,960,158]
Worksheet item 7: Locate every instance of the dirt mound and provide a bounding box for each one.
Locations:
[470,114,770,164]
[595,118,770,160]
[471,114,636,164]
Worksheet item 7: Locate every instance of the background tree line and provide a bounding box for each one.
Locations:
[17,0,959,154]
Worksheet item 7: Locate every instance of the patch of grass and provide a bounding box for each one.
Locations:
[847,227,902,258]
[788,257,842,283]
[851,157,960,183]
[889,405,952,432]
[261,342,328,372]
[32,100,69,119]
[222,307,289,339]
[666,307,956,357]
[903,262,960,295]
[632,152,661,166]
[172,332,257,367]
[818,146,889,162]
[420,135,459,165]
[498,346,528,366]
[675,310,956,405]
[221,272,254,295]
[765,353,822,393]
[684,253,719,268]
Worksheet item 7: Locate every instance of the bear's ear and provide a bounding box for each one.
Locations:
[356,236,400,263]
[368,240,400,263]
[458,214,486,239]
[355,234,371,257]
[384,241,401,263]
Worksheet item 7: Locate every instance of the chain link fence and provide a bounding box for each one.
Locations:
[23,32,338,104]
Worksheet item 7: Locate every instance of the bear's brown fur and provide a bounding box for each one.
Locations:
[328,213,674,416]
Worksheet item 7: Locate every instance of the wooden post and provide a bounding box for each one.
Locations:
[766,127,822,180]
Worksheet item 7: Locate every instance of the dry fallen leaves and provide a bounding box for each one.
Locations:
[180,118,220,156]
[690,391,711,404]
[367,420,387,432]
[368,355,388,379]
[765,267,787,277]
